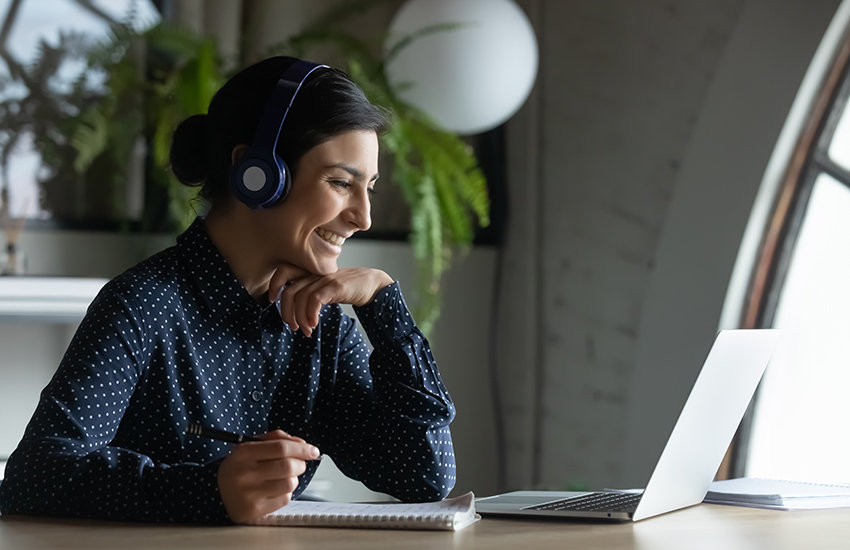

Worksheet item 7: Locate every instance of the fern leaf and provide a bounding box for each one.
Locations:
[71,109,108,174]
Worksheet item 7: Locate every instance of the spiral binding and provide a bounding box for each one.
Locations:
[265,511,452,529]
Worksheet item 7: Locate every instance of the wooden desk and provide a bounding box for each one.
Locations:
[2,504,849,549]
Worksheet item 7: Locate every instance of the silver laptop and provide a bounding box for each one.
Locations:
[476,329,780,522]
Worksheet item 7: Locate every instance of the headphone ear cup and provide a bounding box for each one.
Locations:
[231,156,280,208]
[231,60,324,209]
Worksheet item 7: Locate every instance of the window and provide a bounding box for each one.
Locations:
[0,0,159,225]
[735,41,850,483]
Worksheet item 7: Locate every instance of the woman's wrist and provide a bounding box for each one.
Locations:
[365,270,394,305]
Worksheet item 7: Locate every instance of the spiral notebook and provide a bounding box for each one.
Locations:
[249,492,479,531]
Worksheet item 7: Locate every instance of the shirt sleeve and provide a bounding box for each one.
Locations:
[316,281,457,502]
[0,281,229,524]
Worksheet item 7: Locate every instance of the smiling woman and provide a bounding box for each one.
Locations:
[0,56,457,525]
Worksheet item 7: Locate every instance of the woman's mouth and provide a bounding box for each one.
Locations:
[315,228,346,247]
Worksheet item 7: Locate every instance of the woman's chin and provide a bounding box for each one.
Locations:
[309,259,339,277]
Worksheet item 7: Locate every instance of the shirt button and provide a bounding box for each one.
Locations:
[381,311,393,322]
[251,390,262,402]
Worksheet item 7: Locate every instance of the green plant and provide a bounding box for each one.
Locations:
[71,23,224,230]
[270,1,491,334]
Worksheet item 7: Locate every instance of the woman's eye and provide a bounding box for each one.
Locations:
[330,180,351,189]
[367,187,377,197]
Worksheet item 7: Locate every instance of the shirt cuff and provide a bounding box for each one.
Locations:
[353,281,416,346]
[144,458,231,524]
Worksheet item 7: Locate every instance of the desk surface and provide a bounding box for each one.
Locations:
[2,504,850,550]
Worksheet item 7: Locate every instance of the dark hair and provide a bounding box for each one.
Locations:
[169,57,391,204]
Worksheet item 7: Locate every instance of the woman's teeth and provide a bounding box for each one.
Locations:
[316,228,345,246]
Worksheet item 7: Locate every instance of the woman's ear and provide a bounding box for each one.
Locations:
[231,144,249,165]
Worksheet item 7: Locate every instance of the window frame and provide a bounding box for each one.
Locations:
[725,35,850,479]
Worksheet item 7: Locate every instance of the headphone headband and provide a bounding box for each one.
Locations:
[231,60,328,209]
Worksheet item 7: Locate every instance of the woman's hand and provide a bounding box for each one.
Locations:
[269,266,394,337]
[217,430,320,524]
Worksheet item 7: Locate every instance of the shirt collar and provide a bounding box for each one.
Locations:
[177,217,253,319]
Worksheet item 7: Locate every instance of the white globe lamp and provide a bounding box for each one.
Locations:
[385,0,538,135]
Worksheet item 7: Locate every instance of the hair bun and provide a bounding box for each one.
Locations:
[170,114,210,185]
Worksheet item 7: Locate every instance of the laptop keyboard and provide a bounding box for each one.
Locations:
[526,492,643,512]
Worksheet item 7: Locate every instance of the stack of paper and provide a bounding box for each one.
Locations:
[704,478,850,510]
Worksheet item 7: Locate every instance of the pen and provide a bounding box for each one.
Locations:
[185,423,323,461]
[186,423,261,443]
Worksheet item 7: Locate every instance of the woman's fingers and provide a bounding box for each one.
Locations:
[268,263,309,302]
[255,456,308,481]
[256,476,301,497]
[278,275,319,333]
[279,277,319,336]
[263,493,294,514]
[276,268,394,337]
[291,280,331,337]
[250,430,319,462]
[247,439,319,463]
[217,430,320,523]
[258,429,306,444]
[281,274,356,337]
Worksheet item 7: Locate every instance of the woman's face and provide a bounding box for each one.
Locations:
[258,130,379,275]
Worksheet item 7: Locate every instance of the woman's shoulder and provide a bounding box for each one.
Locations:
[99,244,184,305]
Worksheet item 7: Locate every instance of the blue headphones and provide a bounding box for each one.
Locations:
[230,60,327,209]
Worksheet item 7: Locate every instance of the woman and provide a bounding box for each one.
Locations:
[0,57,456,524]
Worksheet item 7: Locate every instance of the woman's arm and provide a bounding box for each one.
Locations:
[0,282,228,523]
[318,282,457,502]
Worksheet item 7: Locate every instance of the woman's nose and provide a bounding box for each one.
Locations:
[346,188,372,231]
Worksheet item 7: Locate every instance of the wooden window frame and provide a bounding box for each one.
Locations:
[716,34,850,480]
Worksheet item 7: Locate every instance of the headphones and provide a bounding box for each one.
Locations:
[230,60,327,209]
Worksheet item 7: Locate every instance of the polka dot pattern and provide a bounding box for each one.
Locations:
[0,218,456,523]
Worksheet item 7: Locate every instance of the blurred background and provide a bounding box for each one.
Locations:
[2,0,850,502]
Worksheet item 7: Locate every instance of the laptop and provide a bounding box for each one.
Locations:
[476,329,781,522]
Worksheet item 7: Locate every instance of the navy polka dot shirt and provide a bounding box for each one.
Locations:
[0,218,456,523]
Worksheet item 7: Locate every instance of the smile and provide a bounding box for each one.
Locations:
[315,228,346,247]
